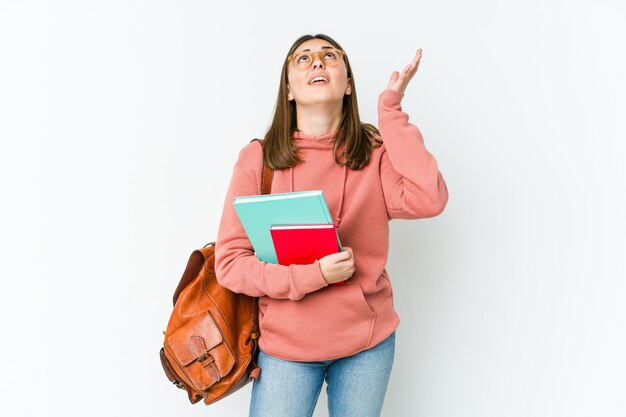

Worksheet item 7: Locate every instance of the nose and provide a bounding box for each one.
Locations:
[312,53,325,69]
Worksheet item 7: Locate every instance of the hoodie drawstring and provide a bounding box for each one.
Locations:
[335,165,347,228]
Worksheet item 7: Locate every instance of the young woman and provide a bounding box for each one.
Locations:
[215,33,448,417]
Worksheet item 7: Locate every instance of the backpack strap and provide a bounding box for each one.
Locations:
[247,139,272,349]
[250,138,273,195]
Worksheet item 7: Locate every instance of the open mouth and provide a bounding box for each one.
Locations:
[309,76,329,84]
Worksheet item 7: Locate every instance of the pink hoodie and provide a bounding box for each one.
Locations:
[215,89,448,361]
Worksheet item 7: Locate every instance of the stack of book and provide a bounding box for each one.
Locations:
[233,190,344,285]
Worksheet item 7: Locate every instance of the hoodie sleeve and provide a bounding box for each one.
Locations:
[214,141,329,300]
[377,89,449,219]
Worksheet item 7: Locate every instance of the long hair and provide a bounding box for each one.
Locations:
[263,34,381,171]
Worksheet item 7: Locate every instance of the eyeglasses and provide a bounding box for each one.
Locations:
[288,48,346,70]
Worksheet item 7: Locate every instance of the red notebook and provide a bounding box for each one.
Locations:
[270,224,345,286]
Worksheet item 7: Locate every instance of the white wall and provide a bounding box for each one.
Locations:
[2,0,625,416]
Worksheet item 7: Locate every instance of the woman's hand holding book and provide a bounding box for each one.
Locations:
[319,247,355,285]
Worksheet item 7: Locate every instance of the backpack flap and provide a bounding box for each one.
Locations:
[167,311,236,390]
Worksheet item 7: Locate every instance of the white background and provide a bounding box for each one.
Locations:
[1,0,625,416]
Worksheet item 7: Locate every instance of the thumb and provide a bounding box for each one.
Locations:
[333,247,352,262]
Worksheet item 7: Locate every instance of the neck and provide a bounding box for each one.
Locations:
[294,101,343,137]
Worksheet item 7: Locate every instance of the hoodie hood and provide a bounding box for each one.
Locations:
[290,130,347,228]
[292,130,336,146]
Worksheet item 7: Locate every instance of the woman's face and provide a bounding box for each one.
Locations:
[286,38,351,107]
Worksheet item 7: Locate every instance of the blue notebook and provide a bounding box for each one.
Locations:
[233,190,343,263]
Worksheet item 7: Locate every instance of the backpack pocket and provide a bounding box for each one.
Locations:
[167,311,236,391]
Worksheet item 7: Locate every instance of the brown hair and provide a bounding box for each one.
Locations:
[263,34,381,171]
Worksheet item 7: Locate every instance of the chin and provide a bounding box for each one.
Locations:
[300,94,345,107]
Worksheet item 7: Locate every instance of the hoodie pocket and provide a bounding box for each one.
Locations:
[260,282,376,360]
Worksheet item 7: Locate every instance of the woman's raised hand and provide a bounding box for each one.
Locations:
[319,246,355,285]
[385,48,422,94]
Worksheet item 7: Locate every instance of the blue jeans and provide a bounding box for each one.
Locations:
[249,331,396,417]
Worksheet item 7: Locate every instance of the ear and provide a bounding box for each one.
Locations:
[345,79,352,96]
[287,84,294,101]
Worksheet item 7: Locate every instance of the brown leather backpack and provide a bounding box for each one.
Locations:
[160,139,273,405]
